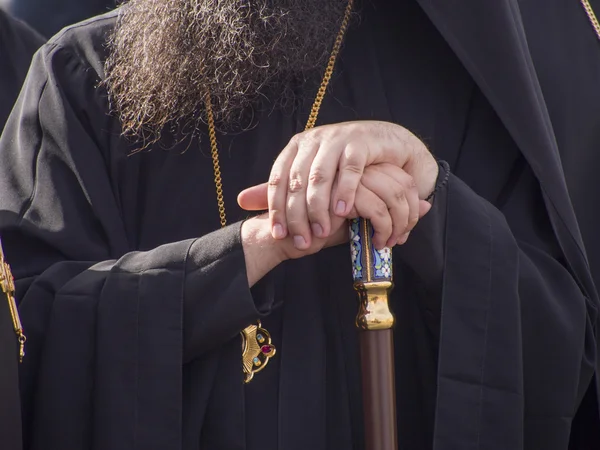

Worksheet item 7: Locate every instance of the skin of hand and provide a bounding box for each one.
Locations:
[241,120,438,249]
[238,128,436,287]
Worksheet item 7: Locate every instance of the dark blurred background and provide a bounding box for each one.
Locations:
[0,0,116,38]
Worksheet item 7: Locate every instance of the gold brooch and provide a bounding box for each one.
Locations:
[241,321,276,383]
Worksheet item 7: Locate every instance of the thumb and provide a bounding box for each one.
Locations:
[238,182,269,211]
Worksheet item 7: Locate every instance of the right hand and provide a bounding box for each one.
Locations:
[239,163,432,263]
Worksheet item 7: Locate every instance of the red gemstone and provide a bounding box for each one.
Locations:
[261,345,272,354]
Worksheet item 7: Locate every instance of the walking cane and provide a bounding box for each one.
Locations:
[350,218,397,450]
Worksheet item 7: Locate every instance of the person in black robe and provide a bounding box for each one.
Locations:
[0,9,45,450]
[0,1,597,449]
[0,0,115,38]
[517,3,600,445]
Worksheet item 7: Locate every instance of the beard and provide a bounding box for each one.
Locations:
[103,0,350,144]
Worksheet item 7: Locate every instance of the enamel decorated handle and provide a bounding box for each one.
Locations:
[349,218,395,331]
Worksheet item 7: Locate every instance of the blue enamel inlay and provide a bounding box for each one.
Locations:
[350,218,392,282]
[350,219,363,281]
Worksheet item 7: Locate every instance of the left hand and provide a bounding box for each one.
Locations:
[241,121,438,249]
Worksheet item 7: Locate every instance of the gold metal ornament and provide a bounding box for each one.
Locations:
[241,321,277,383]
[351,219,395,331]
[0,239,26,362]
[355,281,395,331]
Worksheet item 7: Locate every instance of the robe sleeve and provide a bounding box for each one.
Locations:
[0,40,266,449]
[394,92,597,448]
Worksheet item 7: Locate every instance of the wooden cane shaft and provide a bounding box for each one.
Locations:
[359,330,398,450]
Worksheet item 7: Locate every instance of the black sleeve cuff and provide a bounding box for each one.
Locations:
[394,160,449,294]
[183,221,273,362]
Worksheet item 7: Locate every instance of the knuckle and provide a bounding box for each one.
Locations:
[290,134,302,146]
[343,163,364,176]
[268,173,283,188]
[301,128,323,144]
[374,201,388,217]
[408,215,419,227]
[393,187,406,202]
[288,175,305,193]
[308,168,328,186]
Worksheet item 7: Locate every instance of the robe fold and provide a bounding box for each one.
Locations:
[0,1,597,449]
[0,9,45,450]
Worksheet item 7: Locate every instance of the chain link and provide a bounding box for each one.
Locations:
[581,0,600,41]
[305,0,355,131]
[204,91,227,228]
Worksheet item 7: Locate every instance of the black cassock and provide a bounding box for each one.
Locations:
[0,9,44,128]
[0,9,44,450]
[0,1,598,449]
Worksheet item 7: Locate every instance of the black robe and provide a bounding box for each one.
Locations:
[515,2,600,444]
[0,1,597,449]
[0,9,44,128]
[0,9,44,450]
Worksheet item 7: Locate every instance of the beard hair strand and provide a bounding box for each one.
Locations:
[103,0,350,146]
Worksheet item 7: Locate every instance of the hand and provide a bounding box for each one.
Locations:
[239,164,432,255]
[239,212,347,287]
[247,121,438,250]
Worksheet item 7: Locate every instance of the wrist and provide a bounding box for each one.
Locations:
[411,138,439,200]
[241,215,287,287]
[425,160,450,204]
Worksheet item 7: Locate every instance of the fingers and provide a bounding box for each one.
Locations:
[305,140,344,240]
[285,137,321,250]
[332,143,368,217]
[360,170,407,247]
[265,123,429,251]
[248,160,428,251]
[362,164,420,246]
[271,129,348,249]
[352,184,393,249]
[237,183,268,211]
[268,140,298,240]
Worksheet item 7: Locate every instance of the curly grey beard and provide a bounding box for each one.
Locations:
[103,0,350,144]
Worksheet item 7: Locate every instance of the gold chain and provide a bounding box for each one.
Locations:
[204,90,227,227]
[305,0,355,131]
[203,0,354,382]
[581,0,600,40]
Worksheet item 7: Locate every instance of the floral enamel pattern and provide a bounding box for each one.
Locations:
[350,219,363,280]
[349,218,393,282]
[373,246,392,279]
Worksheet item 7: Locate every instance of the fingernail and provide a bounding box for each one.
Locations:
[398,232,410,245]
[273,223,285,239]
[293,235,307,249]
[311,223,323,238]
[335,200,346,215]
